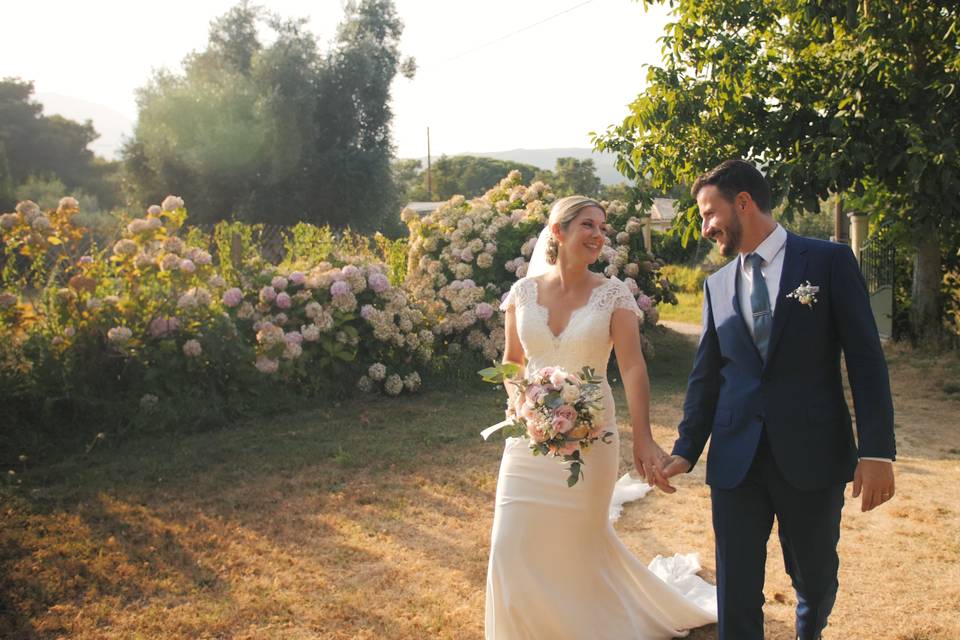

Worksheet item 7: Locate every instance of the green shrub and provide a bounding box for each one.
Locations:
[660,264,707,293]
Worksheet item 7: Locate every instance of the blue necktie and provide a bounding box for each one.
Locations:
[747,253,772,360]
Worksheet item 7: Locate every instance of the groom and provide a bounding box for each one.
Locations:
[656,160,896,640]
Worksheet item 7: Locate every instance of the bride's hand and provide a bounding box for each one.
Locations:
[633,437,673,493]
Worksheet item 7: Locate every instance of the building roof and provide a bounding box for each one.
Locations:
[649,198,676,221]
[405,201,445,214]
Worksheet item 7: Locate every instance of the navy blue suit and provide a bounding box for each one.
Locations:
[673,232,896,639]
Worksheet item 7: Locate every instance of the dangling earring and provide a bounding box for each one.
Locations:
[546,235,560,265]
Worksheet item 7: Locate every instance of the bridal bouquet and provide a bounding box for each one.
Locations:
[479,363,612,487]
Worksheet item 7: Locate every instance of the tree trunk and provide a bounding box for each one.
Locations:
[911,220,943,345]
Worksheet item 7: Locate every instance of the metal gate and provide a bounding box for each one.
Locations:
[859,239,896,340]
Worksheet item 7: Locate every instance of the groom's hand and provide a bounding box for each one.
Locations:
[852,459,895,512]
[654,455,692,493]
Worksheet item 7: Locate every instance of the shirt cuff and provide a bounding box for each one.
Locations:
[859,457,893,463]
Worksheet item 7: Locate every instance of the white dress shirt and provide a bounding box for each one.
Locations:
[737,224,787,340]
[737,224,891,464]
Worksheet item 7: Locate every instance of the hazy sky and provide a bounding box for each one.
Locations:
[1,0,672,158]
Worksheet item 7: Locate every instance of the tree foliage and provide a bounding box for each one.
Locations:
[393,155,607,204]
[0,78,120,212]
[124,0,414,233]
[595,0,960,341]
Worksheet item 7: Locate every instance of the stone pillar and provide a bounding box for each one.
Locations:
[848,211,869,263]
[642,216,653,255]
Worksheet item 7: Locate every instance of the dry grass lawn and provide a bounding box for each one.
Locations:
[2,328,958,639]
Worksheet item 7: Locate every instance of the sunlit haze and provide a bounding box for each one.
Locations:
[0,0,671,158]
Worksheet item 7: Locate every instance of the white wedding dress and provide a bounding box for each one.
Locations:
[485,275,717,639]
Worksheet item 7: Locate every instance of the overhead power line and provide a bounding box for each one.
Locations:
[440,0,597,64]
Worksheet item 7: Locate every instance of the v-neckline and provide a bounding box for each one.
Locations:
[530,276,610,340]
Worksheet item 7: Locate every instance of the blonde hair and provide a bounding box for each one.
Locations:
[545,196,605,264]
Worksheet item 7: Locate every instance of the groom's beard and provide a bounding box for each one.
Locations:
[717,216,743,257]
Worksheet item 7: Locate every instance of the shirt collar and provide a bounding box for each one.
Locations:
[740,224,787,267]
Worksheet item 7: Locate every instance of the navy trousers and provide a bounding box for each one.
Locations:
[711,431,845,640]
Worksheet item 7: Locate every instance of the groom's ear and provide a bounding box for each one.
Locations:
[735,191,757,216]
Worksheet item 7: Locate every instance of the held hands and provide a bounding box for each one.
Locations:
[633,437,678,494]
[853,459,895,512]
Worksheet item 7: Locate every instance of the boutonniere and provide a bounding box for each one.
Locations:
[787,281,820,308]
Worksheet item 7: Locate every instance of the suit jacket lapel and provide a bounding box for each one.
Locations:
[764,233,808,369]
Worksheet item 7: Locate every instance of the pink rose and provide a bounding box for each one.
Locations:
[519,401,537,424]
[524,383,544,404]
[552,404,578,434]
[557,440,579,456]
[549,369,568,388]
[526,416,549,443]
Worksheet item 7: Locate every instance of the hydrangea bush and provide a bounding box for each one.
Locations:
[1,174,674,456]
[402,171,672,361]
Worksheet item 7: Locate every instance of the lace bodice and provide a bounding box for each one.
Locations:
[500,275,643,425]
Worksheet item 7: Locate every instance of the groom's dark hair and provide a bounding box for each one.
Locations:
[692,159,772,214]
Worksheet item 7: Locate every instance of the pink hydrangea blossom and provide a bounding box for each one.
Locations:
[259,286,277,303]
[330,280,350,296]
[182,339,202,357]
[255,356,279,374]
[475,302,494,320]
[368,272,390,293]
[222,288,243,307]
[149,316,180,337]
[271,276,288,291]
[289,271,305,286]
[275,292,292,309]
[636,294,655,314]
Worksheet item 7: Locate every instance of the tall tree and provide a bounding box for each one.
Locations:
[124,0,413,231]
[551,157,602,197]
[0,139,14,210]
[308,0,414,233]
[0,78,120,211]
[428,155,539,200]
[595,0,960,342]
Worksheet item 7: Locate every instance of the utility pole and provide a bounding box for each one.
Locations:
[426,127,433,200]
[834,194,847,244]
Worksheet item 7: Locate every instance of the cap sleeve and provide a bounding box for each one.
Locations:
[611,280,645,322]
[499,277,530,312]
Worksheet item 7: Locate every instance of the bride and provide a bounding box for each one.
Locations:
[485,196,717,639]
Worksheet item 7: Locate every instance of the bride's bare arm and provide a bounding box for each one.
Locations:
[502,305,526,414]
[611,309,674,492]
